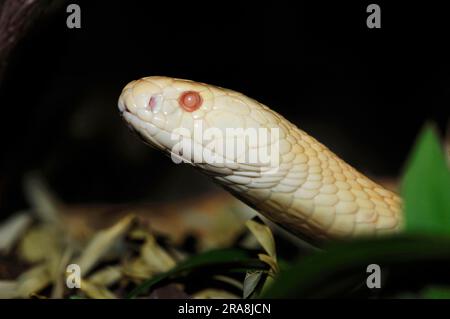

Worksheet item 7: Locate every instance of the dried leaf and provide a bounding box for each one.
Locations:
[16,264,51,298]
[74,215,136,275]
[51,247,74,299]
[80,279,116,299]
[258,254,279,274]
[122,257,154,280]
[192,289,239,299]
[0,211,32,254]
[23,173,62,224]
[243,271,263,299]
[141,233,176,273]
[245,219,276,258]
[18,224,62,264]
[88,266,122,287]
[0,280,18,298]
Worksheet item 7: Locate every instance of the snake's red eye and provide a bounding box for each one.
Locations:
[178,91,202,112]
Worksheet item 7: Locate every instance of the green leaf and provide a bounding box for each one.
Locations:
[127,248,266,298]
[421,286,450,299]
[263,235,450,298]
[401,124,450,235]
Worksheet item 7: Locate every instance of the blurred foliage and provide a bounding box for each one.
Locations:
[127,248,266,298]
[263,235,450,298]
[127,217,278,299]
[1,123,450,299]
[402,124,450,235]
[421,286,450,299]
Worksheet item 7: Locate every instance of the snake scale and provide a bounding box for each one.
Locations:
[118,76,403,243]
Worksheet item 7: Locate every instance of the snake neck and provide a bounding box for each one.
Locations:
[209,122,403,241]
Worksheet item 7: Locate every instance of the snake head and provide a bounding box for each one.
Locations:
[118,76,283,175]
[118,76,210,154]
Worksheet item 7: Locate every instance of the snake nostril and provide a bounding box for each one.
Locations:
[148,96,157,111]
[148,94,163,113]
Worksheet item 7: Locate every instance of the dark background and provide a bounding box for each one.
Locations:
[0,1,448,217]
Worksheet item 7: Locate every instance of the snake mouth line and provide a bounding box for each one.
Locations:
[121,110,270,170]
[121,110,199,166]
[122,110,166,148]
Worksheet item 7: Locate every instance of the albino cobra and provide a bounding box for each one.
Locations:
[118,76,403,243]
